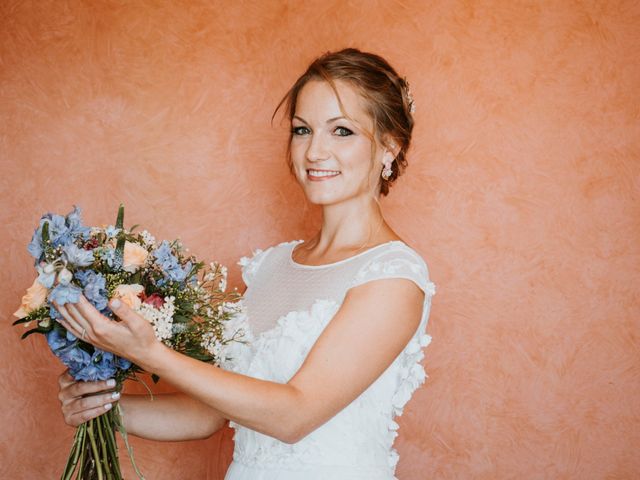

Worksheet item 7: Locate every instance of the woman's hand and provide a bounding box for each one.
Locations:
[58,370,120,427]
[52,294,160,368]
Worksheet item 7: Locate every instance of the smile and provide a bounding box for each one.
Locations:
[307,169,341,181]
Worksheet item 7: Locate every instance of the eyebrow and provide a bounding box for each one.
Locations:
[292,115,348,124]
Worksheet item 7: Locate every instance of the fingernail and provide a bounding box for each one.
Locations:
[110,299,121,309]
[111,392,120,399]
[105,403,112,410]
[106,379,116,387]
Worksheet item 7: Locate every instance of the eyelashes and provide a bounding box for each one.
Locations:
[291,126,354,137]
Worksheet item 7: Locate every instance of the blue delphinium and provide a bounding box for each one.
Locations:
[153,241,190,283]
[46,328,132,381]
[74,350,118,382]
[75,270,108,311]
[36,264,56,288]
[48,283,83,306]
[104,225,121,238]
[66,206,91,240]
[27,206,91,263]
[46,328,68,351]
[62,243,94,267]
[100,248,117,268]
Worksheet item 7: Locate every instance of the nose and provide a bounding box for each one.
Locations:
[305,132,330,163]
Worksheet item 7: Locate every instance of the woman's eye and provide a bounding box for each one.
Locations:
[291,126,310,136]
[334,126,353,137]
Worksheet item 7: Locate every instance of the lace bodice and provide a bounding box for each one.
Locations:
[222,240,436,480]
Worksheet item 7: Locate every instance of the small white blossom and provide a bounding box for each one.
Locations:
[140,230,156,248]
[136,295,176,342]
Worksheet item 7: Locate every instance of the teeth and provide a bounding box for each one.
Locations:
[308,169,341,177]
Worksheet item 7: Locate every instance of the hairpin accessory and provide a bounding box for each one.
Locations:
[403,77,416,114]
[382,161,393,180]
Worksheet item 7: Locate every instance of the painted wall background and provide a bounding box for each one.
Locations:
[1,1,638,478]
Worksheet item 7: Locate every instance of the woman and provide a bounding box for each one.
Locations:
[54,48,436,480]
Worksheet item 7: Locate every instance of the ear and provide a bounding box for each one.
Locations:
[381,136,401,163]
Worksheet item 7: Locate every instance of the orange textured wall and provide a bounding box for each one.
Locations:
[2,1,639,479]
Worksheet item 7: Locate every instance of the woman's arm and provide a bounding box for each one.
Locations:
[57,371,227,441]
[55,277,424,444]
[119,392,227,441]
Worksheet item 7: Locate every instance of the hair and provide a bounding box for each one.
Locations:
[271,48,415,196]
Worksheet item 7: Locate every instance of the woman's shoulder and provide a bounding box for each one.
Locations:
[237,239,301,286]
[351,240,436,296]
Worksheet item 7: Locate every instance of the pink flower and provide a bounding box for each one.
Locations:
[143,293,165,308]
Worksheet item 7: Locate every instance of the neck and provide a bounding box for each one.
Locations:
[310,195,386,253]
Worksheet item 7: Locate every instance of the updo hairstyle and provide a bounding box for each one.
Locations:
[272,48,415,196]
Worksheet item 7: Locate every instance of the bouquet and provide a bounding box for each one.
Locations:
[13,204,245,480]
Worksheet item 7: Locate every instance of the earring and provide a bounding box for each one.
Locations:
[381,161,393,180]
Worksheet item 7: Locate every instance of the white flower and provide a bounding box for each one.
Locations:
[140,230,156,247]
[136,295,176,342]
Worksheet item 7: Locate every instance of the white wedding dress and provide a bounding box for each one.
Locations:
[222,240,436,480]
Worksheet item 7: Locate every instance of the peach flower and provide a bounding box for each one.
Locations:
[113,284,145,310]
[123,241,149,273]
[14,277,49,320]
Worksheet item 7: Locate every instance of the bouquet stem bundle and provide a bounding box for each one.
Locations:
[62,403,123,480]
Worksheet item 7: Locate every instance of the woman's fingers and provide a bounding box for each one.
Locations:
[58,377,121,427]
[58,370,75,389]
[64,398,115,427]
[52,301,85,338]
[60,378,117,404]
[65,302,93,337]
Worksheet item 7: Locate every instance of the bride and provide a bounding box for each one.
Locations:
[53,47,436,480]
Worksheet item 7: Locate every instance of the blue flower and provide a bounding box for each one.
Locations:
[153,241,177,269]
[48,283,82,305]
[100,248,117,268]
[166,264,188,283]
[74,349,118,381]
[75,270,108,310]
[27,206,90,261]
[27,215,67,260]
[105,225,121,238]
[153,241,189,283]
[36,264,56,288]
[62,243,94,267]
[60,346,92,376]
[116,357,132,370]
[49,303,63,320]
[46,328,69,351]
[66,205,91,240]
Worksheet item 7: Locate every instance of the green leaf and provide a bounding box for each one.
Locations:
[12,317,31,326]
[21,327,49,340]
[115,203,125,229]
[41,221,50,244]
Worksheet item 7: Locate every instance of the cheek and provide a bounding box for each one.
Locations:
[343,142,374,174]
[289,142,306,166]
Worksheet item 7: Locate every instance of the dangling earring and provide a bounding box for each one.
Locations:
[381,161,393,180]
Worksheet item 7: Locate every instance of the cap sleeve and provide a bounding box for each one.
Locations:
[349,243,436,297]
[237,245,274,287]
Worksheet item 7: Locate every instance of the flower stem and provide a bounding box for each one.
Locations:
[61,422,85,480]
[87,419,104,480]
[95,413,112,480]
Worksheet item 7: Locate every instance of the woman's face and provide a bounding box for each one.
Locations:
[290,79,389,206]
